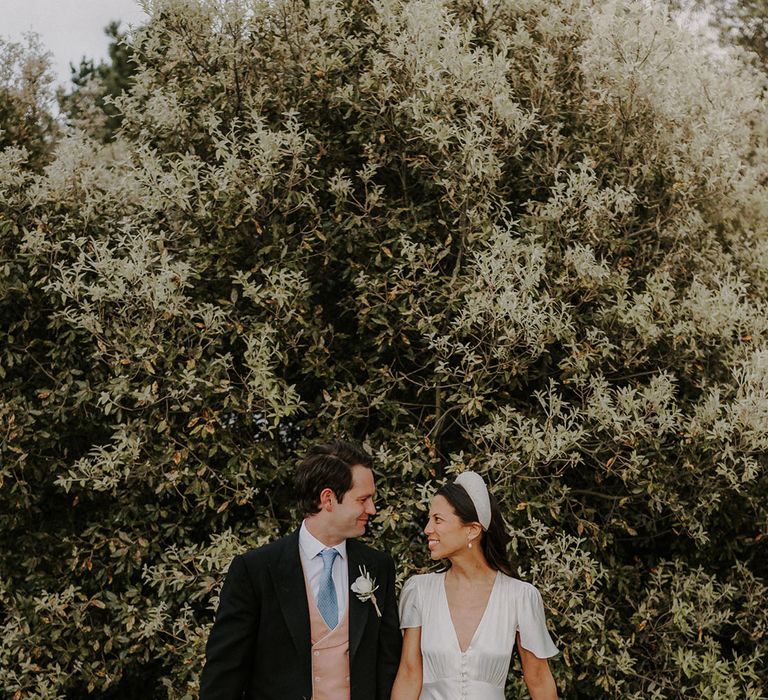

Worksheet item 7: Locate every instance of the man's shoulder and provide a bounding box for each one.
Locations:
[347,538,393,564]
[238,531,298,565]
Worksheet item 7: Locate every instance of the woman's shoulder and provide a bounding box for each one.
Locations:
[401,570,444,593]
[497,573,545,601]
[403,570,445,584]
[499,575,559,657]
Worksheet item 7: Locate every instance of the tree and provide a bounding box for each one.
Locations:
[58,21,137,142]
[1,0,767,697]
[711,0,768,65]
[674,0,768,67]
[0,32,58,169]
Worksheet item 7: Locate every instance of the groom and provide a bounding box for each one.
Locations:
[199,440,402,700]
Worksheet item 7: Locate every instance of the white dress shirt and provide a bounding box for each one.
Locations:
[299,520,349,617]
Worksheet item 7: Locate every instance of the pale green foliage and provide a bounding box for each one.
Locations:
[0,32,58,169]
[673,0,768,68]
[629,562,766,699]
[1,0,767,697]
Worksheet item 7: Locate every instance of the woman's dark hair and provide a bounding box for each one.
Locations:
[294,440,373,517]
[435,482,513,577]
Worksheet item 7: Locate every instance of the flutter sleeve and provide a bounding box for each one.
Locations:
[398,575,422,629]
[517,583,559,658]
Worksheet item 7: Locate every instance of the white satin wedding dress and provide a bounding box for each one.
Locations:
[399,571,559,700]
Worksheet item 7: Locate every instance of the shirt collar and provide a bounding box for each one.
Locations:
[299,519,347,561]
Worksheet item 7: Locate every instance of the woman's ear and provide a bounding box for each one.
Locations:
[467,521,483,546]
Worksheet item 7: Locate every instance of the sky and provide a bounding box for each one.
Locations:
[1,0,149,88]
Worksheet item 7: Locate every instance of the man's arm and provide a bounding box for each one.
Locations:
[199,554,259,700]
[376,554,403,700]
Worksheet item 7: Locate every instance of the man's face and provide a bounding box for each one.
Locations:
[328,465,377,539]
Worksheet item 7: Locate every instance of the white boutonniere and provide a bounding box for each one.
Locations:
[351,565,381,617]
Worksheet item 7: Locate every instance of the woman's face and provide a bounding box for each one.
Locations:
[424,494,472,560]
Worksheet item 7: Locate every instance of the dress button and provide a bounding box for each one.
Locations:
[315,676,321,681]
[314,651,320,656]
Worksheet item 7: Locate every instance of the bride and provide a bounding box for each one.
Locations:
[392,471,559,700]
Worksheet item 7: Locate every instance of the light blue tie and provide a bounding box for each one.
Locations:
[316,548,339,629]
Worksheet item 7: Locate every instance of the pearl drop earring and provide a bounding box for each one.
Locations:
[468,541,473,549]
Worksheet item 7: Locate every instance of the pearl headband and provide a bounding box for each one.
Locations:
[454,471,491,530]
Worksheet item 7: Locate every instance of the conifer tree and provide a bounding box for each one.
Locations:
[58,22,137,142]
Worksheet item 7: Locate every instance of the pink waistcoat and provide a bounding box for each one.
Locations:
[306,582,351,700]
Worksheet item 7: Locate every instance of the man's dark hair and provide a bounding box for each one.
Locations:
[294,440,374,517]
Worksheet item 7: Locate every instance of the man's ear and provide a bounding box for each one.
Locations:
[319,487,336,511]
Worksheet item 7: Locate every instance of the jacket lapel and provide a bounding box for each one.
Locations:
[270,530,312,657]
[347,539,372,660]
[270,531,374,662]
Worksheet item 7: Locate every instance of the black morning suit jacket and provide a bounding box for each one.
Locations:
[199,529,402,700]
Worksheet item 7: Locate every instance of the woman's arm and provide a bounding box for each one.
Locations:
[517,633,558,700]
[390,627,423,700]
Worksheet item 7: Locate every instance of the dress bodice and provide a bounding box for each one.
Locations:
[399,572,559,700]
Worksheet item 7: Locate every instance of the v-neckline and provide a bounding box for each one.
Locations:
[442,570,499,654]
